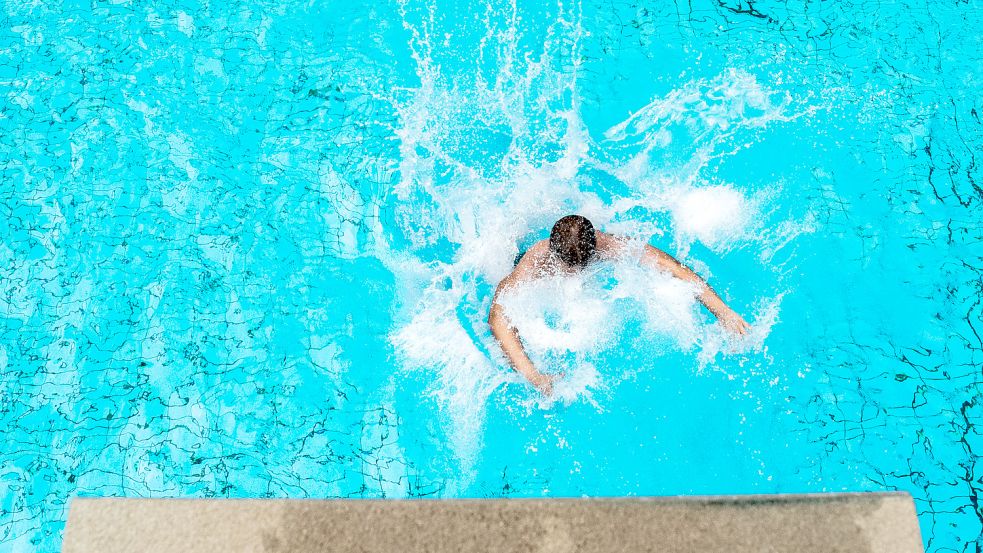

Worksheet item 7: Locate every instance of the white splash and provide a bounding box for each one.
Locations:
[669,184,754,252]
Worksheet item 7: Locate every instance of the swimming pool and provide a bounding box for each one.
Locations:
[1,0,980,550]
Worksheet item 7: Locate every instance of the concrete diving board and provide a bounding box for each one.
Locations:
[62,492,924,553]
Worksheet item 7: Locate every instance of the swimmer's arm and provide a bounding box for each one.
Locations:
[487,245,558,396]
[640,245,751,336]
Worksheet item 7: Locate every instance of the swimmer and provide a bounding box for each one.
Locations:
[487,214,751,397]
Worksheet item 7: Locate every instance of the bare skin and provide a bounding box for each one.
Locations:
[487,230,751,397]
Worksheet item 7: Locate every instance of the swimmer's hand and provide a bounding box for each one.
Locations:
[719,309,751,336]
[530,371,564,397]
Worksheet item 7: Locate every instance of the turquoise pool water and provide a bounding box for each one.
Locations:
[2,0,981,550]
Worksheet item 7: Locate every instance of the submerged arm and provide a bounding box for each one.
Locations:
[487,244,559,396]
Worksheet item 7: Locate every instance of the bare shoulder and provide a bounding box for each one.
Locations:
[498,239,550,291]
[527,239,551,256]
[594,230,630,259]
[517,239,551,269]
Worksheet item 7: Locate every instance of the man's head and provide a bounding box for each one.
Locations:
[549,215,597,269]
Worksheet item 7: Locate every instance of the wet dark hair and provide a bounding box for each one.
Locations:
[549,215,597,268]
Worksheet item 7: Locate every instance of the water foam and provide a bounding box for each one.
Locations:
[670,185,753,250]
